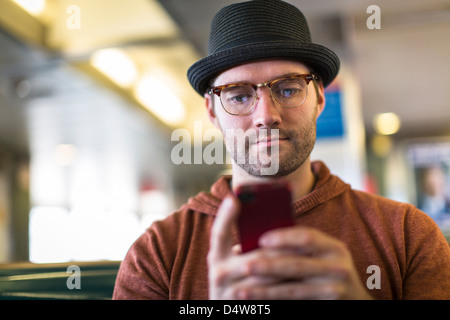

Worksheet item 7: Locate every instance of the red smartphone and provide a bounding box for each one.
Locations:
[235,181,295,253]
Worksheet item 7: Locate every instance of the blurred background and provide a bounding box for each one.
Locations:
[0,0,449,291]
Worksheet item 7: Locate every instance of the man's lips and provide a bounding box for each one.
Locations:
[256,137,288,145]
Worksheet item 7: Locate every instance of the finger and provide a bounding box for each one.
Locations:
[245,254,349,280]
[259,226,348,257]
[209,195,241,262]
[239,280,347,300]
[210,248,274,286]
[231,244,242,255]
[222,275,284,299]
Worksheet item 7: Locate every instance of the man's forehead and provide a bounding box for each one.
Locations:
[213,59,311,85]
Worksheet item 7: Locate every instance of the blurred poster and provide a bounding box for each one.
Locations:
[407,140,450,230]
[0,170,11,262]
[316,84,345,139]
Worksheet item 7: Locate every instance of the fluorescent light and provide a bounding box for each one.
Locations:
[91,48,138,87]
[373,112,401,135]
[13,0,46,16]
[54,144,77,166]
[134,74,186,126]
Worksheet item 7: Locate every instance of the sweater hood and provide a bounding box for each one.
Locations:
[182,161,351,217]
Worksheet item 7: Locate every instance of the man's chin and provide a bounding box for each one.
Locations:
[237,159,302,178]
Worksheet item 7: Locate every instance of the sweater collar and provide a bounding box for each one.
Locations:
[184,161,350,216]
[291,161,350,217]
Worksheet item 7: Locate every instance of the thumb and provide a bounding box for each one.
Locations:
[209,194,241,261]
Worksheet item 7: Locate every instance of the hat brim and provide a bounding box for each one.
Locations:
[187,40,340,95]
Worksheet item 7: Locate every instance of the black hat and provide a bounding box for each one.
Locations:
[187,0,340,95]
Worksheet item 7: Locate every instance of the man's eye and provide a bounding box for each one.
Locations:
[223,87,253,104]
[279,88,298,97]
[228,94,251,103]
[275,82,304,99]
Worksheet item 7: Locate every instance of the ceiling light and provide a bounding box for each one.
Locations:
[134,74,186,126]
[54,144,77,166]
[91,48,138,88]
[373,112,401,135]
[13,0,46,16]
[371,134,392,157]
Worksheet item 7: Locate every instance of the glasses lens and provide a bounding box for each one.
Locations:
[221,85,255,115]
[271,77,308,108]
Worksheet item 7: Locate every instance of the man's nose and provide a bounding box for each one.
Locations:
[252,88,282,128]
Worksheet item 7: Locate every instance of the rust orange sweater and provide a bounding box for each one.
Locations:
[113,161,450,300]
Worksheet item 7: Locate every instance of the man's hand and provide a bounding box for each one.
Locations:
[208,195,373,300]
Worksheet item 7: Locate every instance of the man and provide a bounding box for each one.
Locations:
[113,0,450,300]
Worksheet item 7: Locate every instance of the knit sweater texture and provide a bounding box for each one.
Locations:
[113,161,450,300]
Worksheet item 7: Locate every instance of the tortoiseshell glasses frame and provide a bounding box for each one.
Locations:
[208,74,318,116]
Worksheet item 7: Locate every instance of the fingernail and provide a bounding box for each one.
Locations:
[237,288,251,300]
[221,196,232,209]
[259,234,273,247]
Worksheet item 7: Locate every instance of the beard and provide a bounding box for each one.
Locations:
[223,109,318,177]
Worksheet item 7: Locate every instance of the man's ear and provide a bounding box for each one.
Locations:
[315,81,326,119]
[204,93,220,129]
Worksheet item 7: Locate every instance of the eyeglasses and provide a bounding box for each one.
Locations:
[208,74,318,116]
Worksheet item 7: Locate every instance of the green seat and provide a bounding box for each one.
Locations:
[0,261,120,300]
